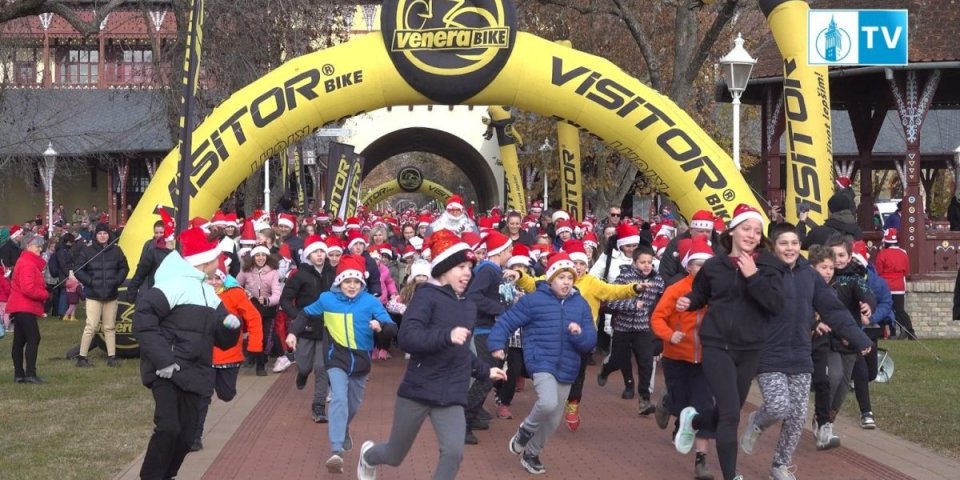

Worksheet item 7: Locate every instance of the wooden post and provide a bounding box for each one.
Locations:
[119,158,130,224]
[761,85,786,209]
[887,70,942,275]
[106,165,115,224]
[41,14,52,87]
[848,93,890,232]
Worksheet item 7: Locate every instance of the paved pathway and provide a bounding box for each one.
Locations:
[117,355,960,480]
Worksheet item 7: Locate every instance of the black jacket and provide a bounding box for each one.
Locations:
[397,283,491,407]
[828,262,876,353]
[74,238,129,301]
[465,260,506,329]
[658,231,725,286]
[361,251,382,297]
[127,241,172,299]
[283,263,335,340]
[282,233,305,268]
[949,196,960,232]
[133,283,236,395]
[685,250,785,351]
[50,238,79,278]
[758,259,871,375]
[801,214,863,249]
[0,239,21,273]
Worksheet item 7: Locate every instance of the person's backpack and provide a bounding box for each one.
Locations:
[47,250,62,278]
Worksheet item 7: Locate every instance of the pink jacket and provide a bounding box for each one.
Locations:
[236,266,282,307]
[378,263,397,305]
[0,265,10,302]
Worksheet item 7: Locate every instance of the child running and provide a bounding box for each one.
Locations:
[357,230,506,480]
[489,251,598,475]
[651,236,716,480]
[674,204,785,480]
[290,254,396,474]
[739,224,871,480]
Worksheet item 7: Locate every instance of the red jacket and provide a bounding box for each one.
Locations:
[6,250,49,316]
[875,246,909,294]
[0,265,11,302]
[212,284,263,366]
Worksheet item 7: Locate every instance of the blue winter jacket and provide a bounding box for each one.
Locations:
[489,282,597,384]
[397,283,491,407]
[866,264,895,328]
[757,258,872,375]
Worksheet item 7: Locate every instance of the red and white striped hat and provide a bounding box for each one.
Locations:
[482,231,512,257]
[616,223,640,249]
[179,227,220,266]
[689,210,714,231]
[302,234,327,261]
[562,239,589,264]
[545,251,575,282]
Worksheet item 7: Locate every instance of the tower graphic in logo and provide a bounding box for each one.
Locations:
[815,14,851,62]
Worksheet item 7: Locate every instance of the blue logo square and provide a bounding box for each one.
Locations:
[857,10,908,65]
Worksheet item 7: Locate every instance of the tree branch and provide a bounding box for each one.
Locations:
[685,0,741,85]
[0,0,128,37]
[610,0,662,91]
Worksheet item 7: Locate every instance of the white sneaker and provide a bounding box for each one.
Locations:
[272,355,292,373]
[771,464,798,480]
[739,410,763,455]
[357,441,377,480]
[674,406,698,454]
[816,422,841,450]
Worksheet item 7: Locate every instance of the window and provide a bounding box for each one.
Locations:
[58,48,99,85]
[117,48,153,84]
[10,48,40,85]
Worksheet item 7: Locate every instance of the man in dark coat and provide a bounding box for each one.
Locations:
[133,226,240,480]
[0,225,24,276]
[74,223,129,367]
[658,210,726,287]
[801,189,863,248]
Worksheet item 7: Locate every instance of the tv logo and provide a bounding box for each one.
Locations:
[808,10,908,66]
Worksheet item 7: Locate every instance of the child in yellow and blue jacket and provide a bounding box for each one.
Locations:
[293,254,396,474]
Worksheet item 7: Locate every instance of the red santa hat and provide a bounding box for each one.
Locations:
[378,243,395,260]
[883,228,898,244]
[179,226,220,266]
[428,229,476,277]
[276,212,296,231]
[331,218,346,234]
[302,234,327,261]
[325,236,343,255]
[346,217,361,230]
[529,200,543,214]
[214,255,229,282]
[477,216,495,237]
[212,210,229,227]
[658,218,676,237]
[852,240,870,267]
[8,224,23,239]
[317,210,331,223]
[551,210,570,223]
[446,195,465,211]
[713,215,727,233]
[562,239,589,264]
[678,236,714,268]
[616,223,641,249]
[545,251,576,282]
[582,231,599,250]
[346,230,367,250]
[554,219,573,236]
[461,231,483,251]
[508,243,531,268]
[239,220,257,246]
[251,243,272,258]
[190,216,210,232]
[689,210,714,231]
[482,231,512,257]
[154,205,176,242]
[225,212,239,227]
[728,204,764,230]
[401,244,417,260]
[278,243,293,261]
[417,213,433,227]
[652,235,670,257]
[334,254,367,288]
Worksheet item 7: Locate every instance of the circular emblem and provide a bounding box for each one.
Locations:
[722,189,735,202]
[909,196,916,203]
[382,0,517,104]
[397,166,424,192]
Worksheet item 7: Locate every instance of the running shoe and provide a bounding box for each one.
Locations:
[272,355,292,373]
[739,410,763,455]
[694,452,714,480]
[326,452,344,474]
[860,411,876,430]
[520,452,546,474]
[564,401,581,431]
[497,404,513,419]
[357,441,377,480]
[638,398,655,416]
[770,464,798,480]
[674,406,699,454]
[509,426,534,455]
[654,395,670,429]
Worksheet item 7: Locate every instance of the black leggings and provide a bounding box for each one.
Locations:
[601,330,655,398]
[695,347,759,480]
[11,312,41,378]
[567,352,591,403]
[853,329,881,413]
[892,294,914,336]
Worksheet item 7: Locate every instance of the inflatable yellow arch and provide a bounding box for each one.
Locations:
[361,171,453,207]
[121,0,828,268]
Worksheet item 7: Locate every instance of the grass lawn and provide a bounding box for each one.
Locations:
[0,312,153,480]
[841,337,960,459]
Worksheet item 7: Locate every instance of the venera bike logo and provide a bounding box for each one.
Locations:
[382,0,517,104]
[397,166,424,192]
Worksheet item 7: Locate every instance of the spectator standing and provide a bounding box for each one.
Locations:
[0,225,24,274]
[74,223,129,368]
[874,228,913,339]
[8,234,49,384]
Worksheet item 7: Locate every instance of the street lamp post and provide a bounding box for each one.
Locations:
[539,138,554,205]
[43,142,57,239]
[719,33,756,170]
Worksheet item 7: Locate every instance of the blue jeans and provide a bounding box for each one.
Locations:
[327,367,367,453]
